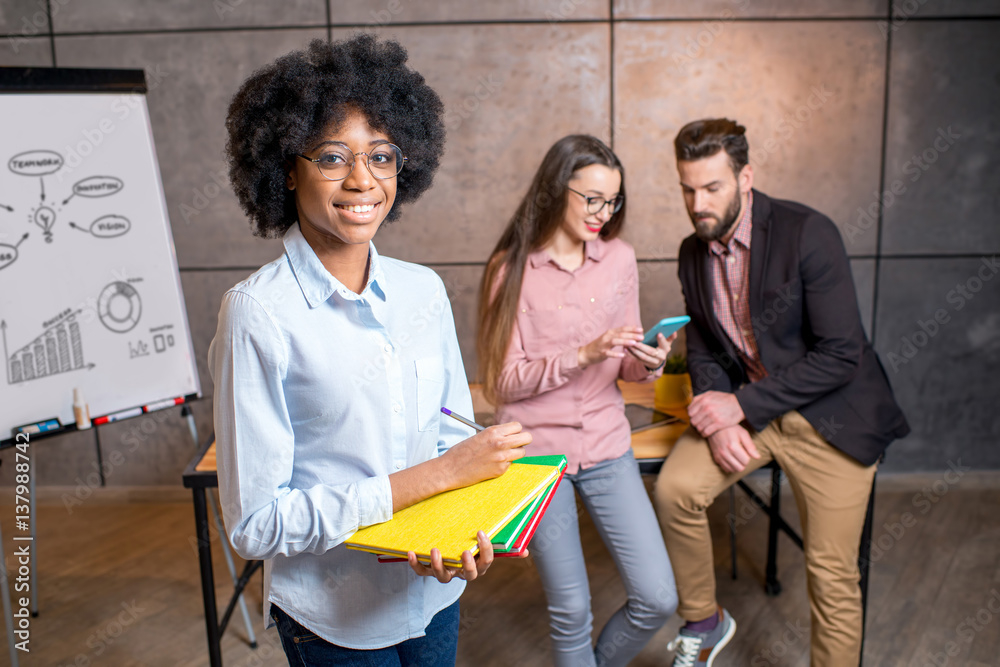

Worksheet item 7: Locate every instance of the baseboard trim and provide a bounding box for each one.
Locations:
[0,485,194,506]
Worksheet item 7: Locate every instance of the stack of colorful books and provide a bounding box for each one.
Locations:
[346,455,568,566]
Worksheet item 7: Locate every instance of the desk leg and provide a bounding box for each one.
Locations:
[208,490,257,648]
[193,487,222,667]
[764,467,782,597]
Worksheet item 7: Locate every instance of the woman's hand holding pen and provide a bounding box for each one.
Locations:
[627,331,677,371]
[438,421,532,490]
[578,326,645,369]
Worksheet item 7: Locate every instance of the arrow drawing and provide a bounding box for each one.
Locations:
[39,176,45,202]
[0,203,12,212]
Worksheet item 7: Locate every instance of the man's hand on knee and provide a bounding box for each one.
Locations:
[689,391,746,437]
[707,425,760,473]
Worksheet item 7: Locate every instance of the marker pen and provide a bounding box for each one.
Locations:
[144,397,184,413]
[440,407,485,432]
[18,418,62,435]
[93,407,144,425]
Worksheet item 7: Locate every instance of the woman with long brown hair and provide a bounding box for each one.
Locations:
[477,135,679,666]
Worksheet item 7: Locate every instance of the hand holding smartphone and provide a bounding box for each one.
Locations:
[642,316,690,347]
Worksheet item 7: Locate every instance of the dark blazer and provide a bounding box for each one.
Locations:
[679,189,909,466]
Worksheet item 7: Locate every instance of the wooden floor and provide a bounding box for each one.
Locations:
[1,473,998,666]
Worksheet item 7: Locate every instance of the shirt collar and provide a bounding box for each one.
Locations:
[708,190,754,256]
[528,238,605,269]
[283,223,387,308]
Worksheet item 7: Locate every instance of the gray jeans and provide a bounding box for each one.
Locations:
[530,449,678,667]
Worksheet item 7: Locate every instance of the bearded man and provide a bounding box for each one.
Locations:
[656,118,909,667]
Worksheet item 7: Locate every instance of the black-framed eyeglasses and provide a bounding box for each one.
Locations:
[295,142,407,181]
[567,187,624,215]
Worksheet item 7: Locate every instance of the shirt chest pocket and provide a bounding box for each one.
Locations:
[414,357,445,432]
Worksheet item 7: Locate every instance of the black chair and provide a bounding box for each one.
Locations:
[729,461,877,665]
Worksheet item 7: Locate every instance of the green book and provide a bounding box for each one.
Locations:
[492,455,567,550]
[491,478,553,549]
[518,454,568,469]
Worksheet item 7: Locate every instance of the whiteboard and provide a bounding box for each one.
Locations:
[0,74,200,442]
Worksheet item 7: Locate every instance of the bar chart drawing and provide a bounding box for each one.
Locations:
[2,315,93,385]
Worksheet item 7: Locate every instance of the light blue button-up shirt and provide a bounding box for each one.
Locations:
[209,223,475,649]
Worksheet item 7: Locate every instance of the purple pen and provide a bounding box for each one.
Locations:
[440,407,485,432]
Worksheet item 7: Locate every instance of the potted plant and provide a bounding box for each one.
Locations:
[654,354,692,411]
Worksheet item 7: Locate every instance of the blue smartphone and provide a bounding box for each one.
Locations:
[642,315,691,346]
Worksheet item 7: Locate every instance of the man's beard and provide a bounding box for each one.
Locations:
[690,191,742,242]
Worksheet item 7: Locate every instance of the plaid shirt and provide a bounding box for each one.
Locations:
[707,191,768,382]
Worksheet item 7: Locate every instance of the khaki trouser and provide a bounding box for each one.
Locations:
[654,411,877,667]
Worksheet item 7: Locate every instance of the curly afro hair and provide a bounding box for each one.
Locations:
[225,34,446,238]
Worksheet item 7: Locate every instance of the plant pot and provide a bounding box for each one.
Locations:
[655,372,692,411]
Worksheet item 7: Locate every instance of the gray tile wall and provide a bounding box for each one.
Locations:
[0,2,995,483]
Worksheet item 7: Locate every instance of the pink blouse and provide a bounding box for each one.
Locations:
[495,237,662,473]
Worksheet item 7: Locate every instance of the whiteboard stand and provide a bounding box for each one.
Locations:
[182,406,258,648]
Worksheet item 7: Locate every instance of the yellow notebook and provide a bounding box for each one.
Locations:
[345,461,561,566]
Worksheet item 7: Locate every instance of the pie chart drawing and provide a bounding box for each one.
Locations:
[97,281,142,333]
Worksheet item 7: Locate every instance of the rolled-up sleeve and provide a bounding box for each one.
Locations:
[209,290,393,561]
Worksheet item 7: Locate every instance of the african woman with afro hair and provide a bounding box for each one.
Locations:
[210,35,531,666]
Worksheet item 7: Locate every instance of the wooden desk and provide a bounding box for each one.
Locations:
[182,380,687,665]
[617,380,689,467]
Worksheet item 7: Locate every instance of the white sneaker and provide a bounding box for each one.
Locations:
[667,607,736,667]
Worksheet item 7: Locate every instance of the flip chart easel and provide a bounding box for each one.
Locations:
[0,66,201,446]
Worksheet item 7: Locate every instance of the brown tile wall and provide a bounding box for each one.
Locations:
[0,2,996,484]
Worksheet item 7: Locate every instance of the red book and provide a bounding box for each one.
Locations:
[494,468,564,557]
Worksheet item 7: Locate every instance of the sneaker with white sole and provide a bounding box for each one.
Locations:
[667,607,736,667]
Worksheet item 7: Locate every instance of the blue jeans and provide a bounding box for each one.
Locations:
[530,449,678,667]
[270,601,459,667]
